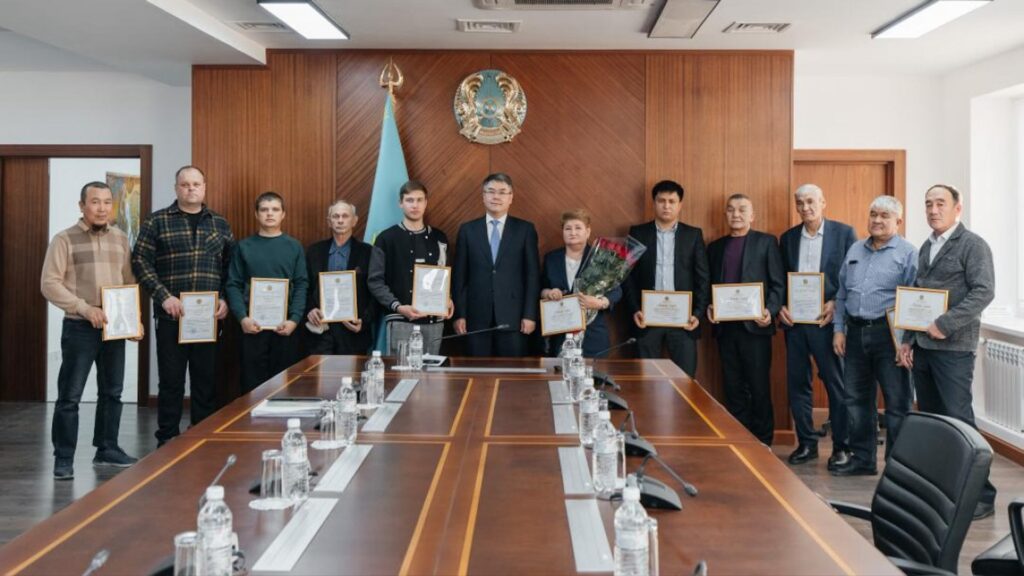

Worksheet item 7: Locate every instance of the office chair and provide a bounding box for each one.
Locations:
[972,498,1024,576]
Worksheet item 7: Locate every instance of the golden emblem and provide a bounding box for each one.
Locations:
[453,69,527,145]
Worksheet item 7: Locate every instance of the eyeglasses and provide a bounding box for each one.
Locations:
[483,189,513,197]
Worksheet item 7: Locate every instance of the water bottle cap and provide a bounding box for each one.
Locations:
[598,411,611,420]
[622,486,640,501]
[584,377,594,387]
[372,350,382,357]
[206,485,224,500]
[342,376,353,385]
[413,326,421,332]
[287,418,300,429]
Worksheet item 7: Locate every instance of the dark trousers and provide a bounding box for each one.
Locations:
[241,331,297,394]
[843,322,911,468]
[464,315,527,357]
[717,324,774,445]
[52,319,125,459]
[307,323,372,356]
[786,324,848,450]
[155,318,217,444]
[637,327,698,376]
[913,346,997,505]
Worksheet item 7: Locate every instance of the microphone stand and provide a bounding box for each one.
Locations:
[440,323,511,340]
[619,410,657,457]
[634,452,698,511]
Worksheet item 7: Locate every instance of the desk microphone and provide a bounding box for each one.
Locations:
[199,454,236,510]
[634,452,698,511]
[619,410,657,458]
[592,337,637,358]
[440,324,511,340]
[82,549,109,576]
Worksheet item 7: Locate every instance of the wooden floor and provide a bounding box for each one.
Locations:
[0,402,1016,575]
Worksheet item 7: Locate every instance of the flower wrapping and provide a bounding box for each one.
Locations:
[574,236,646,325]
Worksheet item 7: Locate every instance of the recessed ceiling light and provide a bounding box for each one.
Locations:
[872,0,991,39]
[257,0,348,40]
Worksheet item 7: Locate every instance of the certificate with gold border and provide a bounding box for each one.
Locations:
[894,286,948,332]
[641,290,692,328]
[319,271,357,323]
[101,284,143,341]
[787,272,825,325]
[249,278,289,330]
[179,291,218,344]
[712,282,765,322]
[411,264,451,317]
[540,295,586,336]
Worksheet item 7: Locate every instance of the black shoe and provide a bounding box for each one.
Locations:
[827,449,851,471]
[973,501,995,521]
[788,445,819,465]
[830,461,877,477]
[93,447,138,468]
[54,458,74,480]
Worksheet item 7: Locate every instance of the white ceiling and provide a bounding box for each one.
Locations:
[1,0,1023,86]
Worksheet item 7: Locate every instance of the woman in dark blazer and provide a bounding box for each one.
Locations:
[541,209,622,358]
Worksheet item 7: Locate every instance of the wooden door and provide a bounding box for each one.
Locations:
[791,149,905,410]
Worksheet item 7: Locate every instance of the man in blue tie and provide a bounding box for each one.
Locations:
[453,173,540,356]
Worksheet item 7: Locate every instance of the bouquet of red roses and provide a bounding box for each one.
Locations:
[574,236,646,325]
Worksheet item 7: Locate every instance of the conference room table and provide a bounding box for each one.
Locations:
[0,355,900,575]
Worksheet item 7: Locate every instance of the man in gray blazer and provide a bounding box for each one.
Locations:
[898,184,996,520]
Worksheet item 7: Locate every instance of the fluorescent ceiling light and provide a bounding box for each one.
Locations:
[872,0,991,39]
[258,1,348,40]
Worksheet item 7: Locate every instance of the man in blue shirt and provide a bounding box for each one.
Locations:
[832,195,918,476]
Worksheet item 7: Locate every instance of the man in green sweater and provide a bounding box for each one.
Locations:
[226,191,308,393]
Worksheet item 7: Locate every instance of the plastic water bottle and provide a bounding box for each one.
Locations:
[578,377,600,448]
[197,485,233,576]
[336,377,358,446]
[614,482,651,576]
[560,333,578,374]
[592,410,623,497]
[365,351,385,407]
[408,326,424,371]
[282,418,310,503]
[568,352,586,403]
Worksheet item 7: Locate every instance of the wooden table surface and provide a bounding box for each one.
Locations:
[0,356,900,575]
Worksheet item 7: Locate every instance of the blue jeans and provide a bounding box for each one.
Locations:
[52,318,125,459]
[843,322,910,468]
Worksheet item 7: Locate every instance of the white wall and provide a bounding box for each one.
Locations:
[0,69,190,398]
[793,71,944,243]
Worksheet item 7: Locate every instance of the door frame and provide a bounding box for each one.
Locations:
[793,148,906,212]
[0,145,153,405]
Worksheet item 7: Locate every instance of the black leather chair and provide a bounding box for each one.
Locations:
[972,499,1024,576]
[829,412,993,576]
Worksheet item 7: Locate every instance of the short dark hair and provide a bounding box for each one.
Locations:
[80,181,111,203]
[651,180,684,201]
[175,165,206,184]
[727,193,752,204]
[255,191,284,211]
[927,184,962,205]
[400,180,428,200]
[482,172,514,190]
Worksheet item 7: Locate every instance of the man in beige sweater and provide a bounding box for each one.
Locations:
[41,181,143,480]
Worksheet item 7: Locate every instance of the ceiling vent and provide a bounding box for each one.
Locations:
[722,22,790,34]
[232,21,291,32]
[456,19,523,33]
[473,0,652,10]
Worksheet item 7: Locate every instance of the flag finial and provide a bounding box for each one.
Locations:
[379,57,404,95]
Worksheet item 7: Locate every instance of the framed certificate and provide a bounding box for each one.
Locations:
[411,264,451,317]
[787,272,825,324]
[894,286,949,332]
[319,271,357,323]
[101,284,142,341]
[712,283,765,322]
[179,291,218,344]
[641,290,692,328]
[249,278,289,330]
[540,295,586,336]
[885,308,906,350]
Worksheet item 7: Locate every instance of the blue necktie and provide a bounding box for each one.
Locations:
[489,219,501,263]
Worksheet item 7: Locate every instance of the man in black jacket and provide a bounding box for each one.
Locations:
[305,199,374,355]
[708,193,785,445]
[453,173,540,357]
[625,180,710,376]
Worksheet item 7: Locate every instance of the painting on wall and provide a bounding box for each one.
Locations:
[106,172,141,246]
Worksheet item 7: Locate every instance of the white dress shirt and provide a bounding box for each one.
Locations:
[798,220,825,273]
[928,221,959,265]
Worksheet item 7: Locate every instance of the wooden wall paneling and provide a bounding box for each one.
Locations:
[0,158,49,401]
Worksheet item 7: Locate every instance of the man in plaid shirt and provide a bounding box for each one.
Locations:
[132,166,234,446]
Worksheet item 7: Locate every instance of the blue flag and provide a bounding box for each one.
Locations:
[365,94,408,351]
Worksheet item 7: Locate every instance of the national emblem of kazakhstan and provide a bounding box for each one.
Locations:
[453,69,527,144]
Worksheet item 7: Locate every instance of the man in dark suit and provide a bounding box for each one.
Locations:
[708,193,785,445]
[305,200,374,355]
[778,184,858,469]
[453,173,540,357]
[625,180,710,375]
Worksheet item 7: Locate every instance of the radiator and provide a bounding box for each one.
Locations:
[983,339,1024,432]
